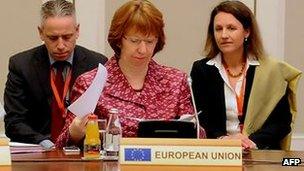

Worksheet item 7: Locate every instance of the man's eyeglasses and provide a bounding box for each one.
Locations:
[123,36,157,47]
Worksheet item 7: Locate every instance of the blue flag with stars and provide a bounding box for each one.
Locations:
[124,148,151,161]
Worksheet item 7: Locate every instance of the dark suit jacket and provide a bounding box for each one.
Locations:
[4,45,107,144]
[190,58,291,149]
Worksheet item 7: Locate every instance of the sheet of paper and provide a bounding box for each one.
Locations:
[9,142,45,154]
[68,63,108,117]
[9,142,40,147]
[10,146,46,154]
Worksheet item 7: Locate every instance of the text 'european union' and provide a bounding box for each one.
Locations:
[124,148,151,161]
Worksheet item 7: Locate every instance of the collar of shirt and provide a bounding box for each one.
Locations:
[206,53,260,68]
[206,53,260,90]
[49,51,74,66]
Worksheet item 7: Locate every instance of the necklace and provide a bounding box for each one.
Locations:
[222,60,246,78]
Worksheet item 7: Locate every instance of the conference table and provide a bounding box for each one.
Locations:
[6,149,303,171]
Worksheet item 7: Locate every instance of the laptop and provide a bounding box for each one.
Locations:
[137,120,196,138]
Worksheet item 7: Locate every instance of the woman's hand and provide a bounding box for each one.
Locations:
[68,114,90,143]
[222,133,257,150]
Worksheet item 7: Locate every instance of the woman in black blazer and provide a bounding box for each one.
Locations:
[190,1,301,150]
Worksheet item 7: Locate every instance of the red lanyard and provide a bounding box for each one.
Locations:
[234,74,246,133]
[50,67,72,118]
[236,77,246,117]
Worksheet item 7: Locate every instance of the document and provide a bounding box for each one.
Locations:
[9,142,46,154]
[68,63,108,117]
[9,142,40,147]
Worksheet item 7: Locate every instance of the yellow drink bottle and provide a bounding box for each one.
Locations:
[83,114,101,159]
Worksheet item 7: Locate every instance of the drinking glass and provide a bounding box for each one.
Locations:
[97,119,107,152]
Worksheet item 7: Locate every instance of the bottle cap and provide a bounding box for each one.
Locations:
[109,108,119,114]
[88,114,98,120]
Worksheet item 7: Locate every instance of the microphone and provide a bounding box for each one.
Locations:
[187,76,200,139]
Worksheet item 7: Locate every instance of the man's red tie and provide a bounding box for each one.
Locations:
[50,61,68,142]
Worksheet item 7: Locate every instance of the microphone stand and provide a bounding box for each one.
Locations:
[187,77,200,139]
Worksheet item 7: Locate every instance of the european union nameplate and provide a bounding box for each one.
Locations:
[119,138,242,166]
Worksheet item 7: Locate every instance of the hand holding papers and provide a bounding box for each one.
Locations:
[68,64,108,117]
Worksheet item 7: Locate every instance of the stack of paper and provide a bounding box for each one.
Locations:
[9,142,46,154]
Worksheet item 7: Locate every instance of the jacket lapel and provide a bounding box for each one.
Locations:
[32,45,52,104]
[71,46,87,87]
[208,64,227,129]
[139,61,165,107]
[240,66,256,124]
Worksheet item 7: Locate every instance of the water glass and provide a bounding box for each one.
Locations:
[97,119,107,151]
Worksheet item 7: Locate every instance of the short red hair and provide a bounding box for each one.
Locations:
[108,0,165,57]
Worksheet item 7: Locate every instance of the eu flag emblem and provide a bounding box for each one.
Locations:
[124,148,151,161]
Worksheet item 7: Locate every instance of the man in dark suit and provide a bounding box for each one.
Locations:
[4,0,107,149]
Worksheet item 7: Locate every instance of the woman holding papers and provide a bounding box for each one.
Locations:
[56,0,199,148]
[190,1,301,150]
